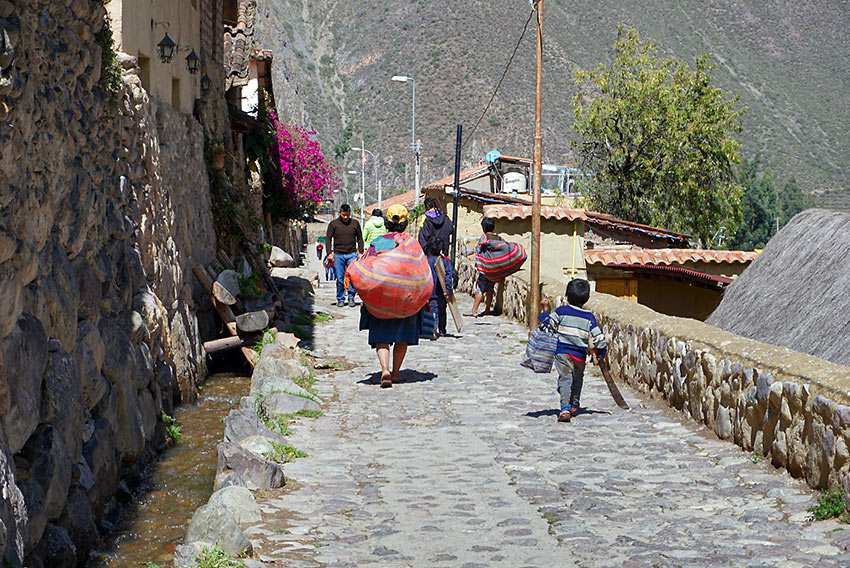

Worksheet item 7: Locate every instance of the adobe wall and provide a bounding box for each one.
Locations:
[455,257,850,499]
[0,1,218,565]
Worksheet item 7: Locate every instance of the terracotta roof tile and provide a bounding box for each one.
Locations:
[585,248,759,267]
[224,0,259,90]
[483,204,587,221]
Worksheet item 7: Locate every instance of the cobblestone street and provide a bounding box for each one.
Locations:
[245,255,850,567]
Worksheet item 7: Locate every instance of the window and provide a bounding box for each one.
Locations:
[138,54,151,93]
[172,77,181,111]
[223,0,238,26]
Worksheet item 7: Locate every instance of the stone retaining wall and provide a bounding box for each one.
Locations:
[455,257,850,497]
[0,1,218,565]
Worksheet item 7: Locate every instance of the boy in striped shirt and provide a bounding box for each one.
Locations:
[539,279,607,423]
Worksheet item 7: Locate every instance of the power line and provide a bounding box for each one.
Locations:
[462,8,536,150]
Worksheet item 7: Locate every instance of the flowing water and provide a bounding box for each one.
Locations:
[89,373,251,568]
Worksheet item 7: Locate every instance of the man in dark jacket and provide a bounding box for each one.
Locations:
[326,204,364,307]
[418,197,453,256]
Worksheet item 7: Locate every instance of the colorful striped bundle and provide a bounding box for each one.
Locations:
[348,233,434,319]
[475,237,527,282]
[521,327,558,373]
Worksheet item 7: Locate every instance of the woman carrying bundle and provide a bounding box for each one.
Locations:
[356,204,431,388]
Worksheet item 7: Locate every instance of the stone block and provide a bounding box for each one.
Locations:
[74,320,107,411]
[206,485,262,524]
[0,313,47,453]
[224,409,287,446]
[17,425,72,520]
[0,445,26,564]
[0,260,23,339]
[58,488,101,562]
[39,350,85,462]
[184,503,252,557]
[216,441,285,491]
[81,418,118,518]
[98,316,139,388]
[30,524,75,568]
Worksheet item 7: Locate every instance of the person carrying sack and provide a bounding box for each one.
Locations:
[351,204,433,388]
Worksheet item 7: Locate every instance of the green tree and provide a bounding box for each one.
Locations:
[572,27,745,246]
[730,156,777,250]
[730,155,808,249]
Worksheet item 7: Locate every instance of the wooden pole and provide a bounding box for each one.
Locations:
[529,0,543,329]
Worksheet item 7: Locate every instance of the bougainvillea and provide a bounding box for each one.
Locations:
[263,109,340,220]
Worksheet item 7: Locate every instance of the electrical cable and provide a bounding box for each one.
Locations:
[462,7,536,150]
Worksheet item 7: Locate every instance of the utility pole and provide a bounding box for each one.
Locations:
[360,139,366,225]
[529,0,543,330]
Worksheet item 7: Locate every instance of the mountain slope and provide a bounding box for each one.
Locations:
[256,0,850,208]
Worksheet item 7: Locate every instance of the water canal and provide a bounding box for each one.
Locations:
[88,373,251,568]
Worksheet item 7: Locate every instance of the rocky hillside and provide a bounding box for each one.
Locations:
[256,0,850,208]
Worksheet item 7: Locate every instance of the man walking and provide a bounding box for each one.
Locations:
[326,204,364,307]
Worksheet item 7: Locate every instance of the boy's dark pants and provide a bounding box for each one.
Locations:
[428,296,448,335]
[554,354,585,411]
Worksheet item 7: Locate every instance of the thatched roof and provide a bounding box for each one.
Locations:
[707,209,850,367]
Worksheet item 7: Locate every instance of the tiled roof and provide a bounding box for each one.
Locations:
[584,212,691,243]
[224,0,257,90]
[483,204,587,221]
[603,264,735,288]
[585,248,759,267]
[364,188,420,214]
[421,164,491,192]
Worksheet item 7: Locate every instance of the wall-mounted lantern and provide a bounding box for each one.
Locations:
[186,49,200,74]
[157,33,177,63]
[200,73,212,94]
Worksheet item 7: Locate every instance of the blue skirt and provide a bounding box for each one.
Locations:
[360,307,421,346]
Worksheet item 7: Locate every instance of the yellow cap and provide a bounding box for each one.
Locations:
[386,204,408,224]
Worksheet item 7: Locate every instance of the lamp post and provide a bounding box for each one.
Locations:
[347,169,364,224]
[391,75,421,208]
[352,146,379,211]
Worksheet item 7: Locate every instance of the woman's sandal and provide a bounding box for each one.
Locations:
[380,372,392,388]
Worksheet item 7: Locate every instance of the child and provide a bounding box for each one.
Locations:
[424,236,453,338]
[468,217,499,317]
[316,239,324,260]
[538,279,607,423]
[323,255,335,281]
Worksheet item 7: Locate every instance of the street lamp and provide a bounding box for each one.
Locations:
[352,146,380,210]
[391,75,421,208]
[346,169,364,223]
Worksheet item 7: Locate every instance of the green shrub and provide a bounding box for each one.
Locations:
[265,441,307,464]
[195,545,246,568]
[237,273,262,298]
[95,12,123,106]
[253,328,277,355]
[160,412,182,442]
[808,487,849,521]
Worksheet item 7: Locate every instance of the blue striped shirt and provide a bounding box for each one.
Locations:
[538,304,607,362]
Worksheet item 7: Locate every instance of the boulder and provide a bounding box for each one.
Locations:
[39,350,86,461]
[239,435,276,459]
[39,238,79,350]
[223,409,287,446]
[173,542,209,568]
[0,313,47,453]
[74,320,107,410]
[236,311,269,334]
[58,488,101,561]
[184,503,252,557]
[206,485,262,524]
[111,375,145,465]
[214,471,247,491]
[216,441,285,491]
[263,391,321,416]
[81,418,118,518]
[270,268,318,287]
[18,479,46,555]
[0,445,26,565]
[0,260,23,339]
[17,425,72,520]
[98,316,139,388]
[216,270,241,299]
[72,256,102,322]
[31,524,76,568]
[269,246,294,268]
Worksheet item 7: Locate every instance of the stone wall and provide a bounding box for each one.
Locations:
[455,257,850,498]
[0,1,218,565]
